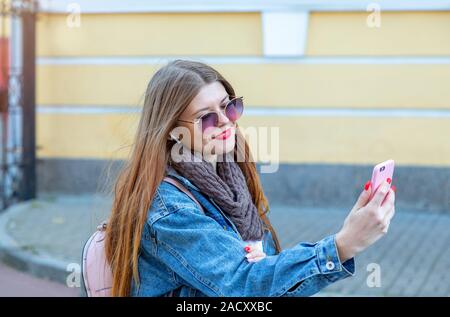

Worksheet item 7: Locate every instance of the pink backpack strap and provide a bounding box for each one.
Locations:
[163,176,205,214]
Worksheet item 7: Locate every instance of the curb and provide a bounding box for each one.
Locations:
[0,201,74,285]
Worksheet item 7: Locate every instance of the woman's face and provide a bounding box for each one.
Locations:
[174,81,237,158]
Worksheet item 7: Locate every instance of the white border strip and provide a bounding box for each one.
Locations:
[38,0,450,13]
[37,105,450,118]
[37,56,450,66]
[262,11,309,57]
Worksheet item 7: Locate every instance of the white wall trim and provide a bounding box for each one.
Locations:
[262,11,309,57]
[38,0,450,14]
[37,56,450,66]
[37,105,450,118]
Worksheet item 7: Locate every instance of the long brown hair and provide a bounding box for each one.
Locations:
[104,59,281,296]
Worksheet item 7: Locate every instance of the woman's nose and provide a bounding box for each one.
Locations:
[217,110,230,125]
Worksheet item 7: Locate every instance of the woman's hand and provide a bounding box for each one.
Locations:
[336,179,396,262]
[244,245,267,263]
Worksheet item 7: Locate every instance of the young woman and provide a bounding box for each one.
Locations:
[104,60,396,297]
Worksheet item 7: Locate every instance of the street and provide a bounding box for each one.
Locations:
[0,262,79,297]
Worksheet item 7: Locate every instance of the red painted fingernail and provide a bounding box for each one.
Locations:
[391,185,396,192]
[244,246,251,252]
[364,181,371,191]
[386,178,392,184]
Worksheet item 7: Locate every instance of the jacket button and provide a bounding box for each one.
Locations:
[326,261,335,271]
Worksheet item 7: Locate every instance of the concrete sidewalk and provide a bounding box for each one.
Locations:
[0,194,448,296]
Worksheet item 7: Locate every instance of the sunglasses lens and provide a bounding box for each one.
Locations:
[225,98,244,122]
[198,98,243,133]
[200,112,219,132]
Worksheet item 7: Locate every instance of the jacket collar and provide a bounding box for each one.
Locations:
[165,164,200,192]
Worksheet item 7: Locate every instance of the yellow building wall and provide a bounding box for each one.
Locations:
[37,113,450,167]
[37,64,450,109]
[36,11,450,167]
[36,13,262,56]
[307,11,450,56]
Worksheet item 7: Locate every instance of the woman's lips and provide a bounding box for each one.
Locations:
[215,128,232,140]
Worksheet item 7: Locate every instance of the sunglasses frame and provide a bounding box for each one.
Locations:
[177,96,244,130]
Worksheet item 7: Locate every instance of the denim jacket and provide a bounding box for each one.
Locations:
[131,166,355,297]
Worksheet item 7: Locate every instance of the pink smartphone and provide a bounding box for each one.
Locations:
[369,159,395,200]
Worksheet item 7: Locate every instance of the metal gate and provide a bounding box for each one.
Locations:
[0,0,36,210]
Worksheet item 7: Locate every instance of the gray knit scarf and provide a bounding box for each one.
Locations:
[168,145,265,241]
